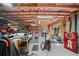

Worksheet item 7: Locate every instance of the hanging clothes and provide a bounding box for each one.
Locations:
[0,33,3,41]
[0,35,3,41]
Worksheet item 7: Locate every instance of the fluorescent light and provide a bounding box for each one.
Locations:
[38,21,40,24]
[24,20,35,22]
[8,23,11,26]
[36,16,55,19]
[31,23,37,26]
[38,19,50,21]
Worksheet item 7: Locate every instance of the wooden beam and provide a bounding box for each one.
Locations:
[3,11,72,16]
[2,11,73,13]
[16,3,79,8]
[5,14,71,16]
[39,4,79,8]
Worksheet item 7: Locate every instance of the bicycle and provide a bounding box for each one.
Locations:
[40,40,51,51]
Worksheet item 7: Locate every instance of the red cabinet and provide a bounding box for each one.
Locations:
[64,32,78,53]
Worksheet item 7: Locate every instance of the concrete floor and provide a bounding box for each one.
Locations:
[28,34,79,56]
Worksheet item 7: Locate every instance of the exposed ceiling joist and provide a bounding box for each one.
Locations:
[3,12,72,16]
[1,10,73,13]
[16,3,79,8]
[0,3,79,26]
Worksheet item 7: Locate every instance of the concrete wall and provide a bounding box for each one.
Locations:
[77,12,79,33]
[71,14,75,32]
[71,12,79,52]
[76,12,79,49]
[71,12,79,54]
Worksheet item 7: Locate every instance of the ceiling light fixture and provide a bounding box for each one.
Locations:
[38,21,40,24]
[36,16,56,19]
[31,23,37,26]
